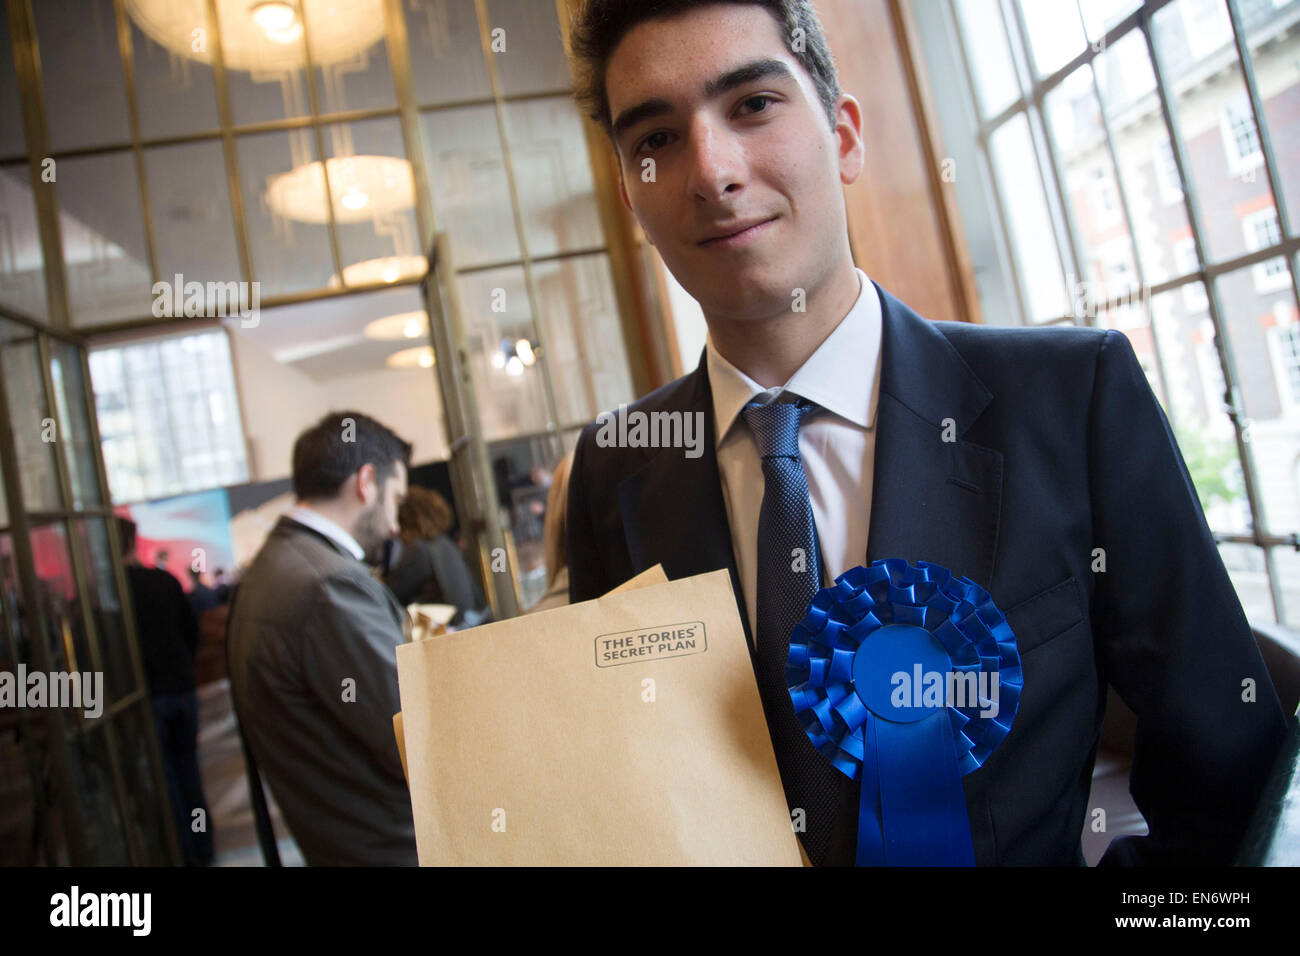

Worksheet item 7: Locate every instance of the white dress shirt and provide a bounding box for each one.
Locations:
[285,504,366,561]
[706,267,883,644]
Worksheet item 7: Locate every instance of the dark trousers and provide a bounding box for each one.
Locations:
[152,691,214,865]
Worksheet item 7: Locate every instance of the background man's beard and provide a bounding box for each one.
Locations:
[351,503,389,564]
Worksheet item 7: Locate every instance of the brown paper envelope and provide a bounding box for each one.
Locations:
[392,564,670,771]
[396,567,802,865]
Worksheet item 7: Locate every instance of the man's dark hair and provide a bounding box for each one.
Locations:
[292,411,413,501]
[116,516,137,555]
[569,0,841,139]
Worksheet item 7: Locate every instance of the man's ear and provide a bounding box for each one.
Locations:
[833,93,866,187]
[356,463,378,505]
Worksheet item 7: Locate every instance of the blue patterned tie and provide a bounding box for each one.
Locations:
[742,396,841,864]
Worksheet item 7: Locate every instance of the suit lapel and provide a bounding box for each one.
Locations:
[615,363,752,645]
[612,282,1003,639]
[866,284,1003,589]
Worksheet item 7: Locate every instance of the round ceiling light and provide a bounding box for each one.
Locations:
[328,255,428,289]
[386,345,436,369]
[125,0,385,72]
[363,311,428,341]
[266,156,415,224]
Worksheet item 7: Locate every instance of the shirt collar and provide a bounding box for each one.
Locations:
[285,504,366,561]
[706,267,882,445]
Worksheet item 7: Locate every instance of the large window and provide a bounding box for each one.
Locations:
[88,330,248,504]
[941,0,1300,625]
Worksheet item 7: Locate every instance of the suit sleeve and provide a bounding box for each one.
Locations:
[566,423,607,603]
[1088,329,1288,865]
[300,571,408,784]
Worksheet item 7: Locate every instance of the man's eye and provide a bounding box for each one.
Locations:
[637,131,672,155]
[738,94,776,115]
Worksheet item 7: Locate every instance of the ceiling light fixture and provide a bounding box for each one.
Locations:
[386,345,436,369]
[125,0,385,71]
[362,311,428,341]
[266,156,414,224]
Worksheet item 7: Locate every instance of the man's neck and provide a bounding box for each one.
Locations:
[293,500,356,539]
[704,261,861,388]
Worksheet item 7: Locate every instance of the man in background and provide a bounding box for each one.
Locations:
[119,517,214,866]
[186,567,221,614]
[226,411,417,866]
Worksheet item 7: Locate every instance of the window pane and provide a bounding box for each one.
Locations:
[0,327,63,512]
[0,164,48,319]
[1095,31,1196,286]
[1272,545,1300,630]
[457,265,551,440]
[531,253,634,427]
[1015,0,1087,77]
[303,0,395,114]
[64,722,131,864]
[1045,65,1140,307]
[1238,0,1300,222]
[217,1,309,125]
[58,152,154,327]
[1214,263,1299,538]
[1077,0,1141,44]
[484,0,571,95]
[237,129,335,296]
[1103,288,1252,535]
[36,0,131,151]
[503,97,603,258]
[144,141,242,289]
[989,114,1067,321]
[127,3,220,140]
[405,0,491,105]
[318,119,422,288]
[1153,0,1281,263]
[0,10,26,157]
[421,105,521,267]
[49,342,102,511]
[953,0,1022,118]
[72,517,137,705]
[27,522,93,681]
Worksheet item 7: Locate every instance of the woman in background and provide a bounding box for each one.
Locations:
[384,486,486,627]
[528,454,572,614]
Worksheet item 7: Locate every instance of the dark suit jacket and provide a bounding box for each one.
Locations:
[566,282,1289,866]
[126,565,199,696]
[227,516,417,866]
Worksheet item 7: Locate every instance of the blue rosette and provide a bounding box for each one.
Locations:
[786,558,1022,865]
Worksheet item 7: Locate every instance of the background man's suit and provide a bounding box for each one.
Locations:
[567,282,1289,866]
[227,517,417,865]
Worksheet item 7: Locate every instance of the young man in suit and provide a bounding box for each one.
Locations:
[564,0,1288,865]
[227,411,416,865]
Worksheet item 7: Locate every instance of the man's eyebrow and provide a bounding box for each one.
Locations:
[702,58,796,99]
[610,58,798,142]
[611,97,673,143]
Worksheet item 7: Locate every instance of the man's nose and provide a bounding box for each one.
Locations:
[683,116,743,204]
